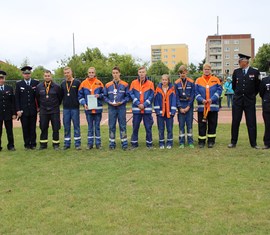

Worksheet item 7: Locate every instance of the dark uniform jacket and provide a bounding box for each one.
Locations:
[36,81,62,115]
[0,85,16,120]
[232,67,261,105]
[259,76,270,113]
[15,79,40,116]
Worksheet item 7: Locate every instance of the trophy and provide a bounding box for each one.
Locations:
[112,89,117,104]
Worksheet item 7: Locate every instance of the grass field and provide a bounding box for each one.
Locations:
[0,124,270,234]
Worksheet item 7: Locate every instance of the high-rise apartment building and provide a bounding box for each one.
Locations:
[205,34,255,75]
[151,44,189,70]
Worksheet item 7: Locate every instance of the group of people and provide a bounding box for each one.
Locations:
[0,52,269,152]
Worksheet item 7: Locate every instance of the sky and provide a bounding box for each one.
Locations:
[1,0,269,70]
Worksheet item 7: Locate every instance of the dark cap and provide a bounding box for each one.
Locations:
[21,66,32,74]
[238,53,251,61]
[0,70,7,78]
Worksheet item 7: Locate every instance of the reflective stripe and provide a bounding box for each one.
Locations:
[109,138,115,142]
[52,140,60,144]
[133,98,138,104]
[171,106,177,110]
[146,140,153,144]
[179,134,185,137]
[167,138,173,141]
[121,138,127,142]
[40,140,48,143]
[210,104,219,108]
[214,93,219,98]
[159,139,165,142]
[146,99,151,105]
[187,134,193,137]
[144,108,152,111]
[154,106,160,109]
[131,140,138,143]
[64,138,71,141]
[79,98,85,103]
[132,107,140,111]
[95,136,101,139]
[74,137,81,140]
[195,94,201,99]
[198,105,204,108]
[207,134,216,138]
[198,136,207,140]
[88,136,94,139]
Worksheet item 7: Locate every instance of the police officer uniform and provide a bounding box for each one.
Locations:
[259,62,270,149]
[228,53,261,148]
[0,71,16,151]
[36,80,62,150]
[15,66,39,149]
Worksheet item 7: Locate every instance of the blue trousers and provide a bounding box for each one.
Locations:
[226,94,234,108]
[85,113,102,147]
[108,106,128,148]
[131,113,153,147]
[178,108,194,145]
[63,108,81,147]
[157,115,174,147]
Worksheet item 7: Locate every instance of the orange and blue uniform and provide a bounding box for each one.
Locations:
[129,77,154,148]
[78,77,104,148]
[154,82,176,148]
[195,75,222,146]
[175,77,195,145]
[103,80,130,150]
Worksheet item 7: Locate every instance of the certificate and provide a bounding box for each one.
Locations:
[87,95,98,110]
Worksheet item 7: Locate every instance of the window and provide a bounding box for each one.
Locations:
[164,55,168,59]
[225,62,230,66]
[234,40,239,44]
[234,47,239,51]
[225,54,230,59]
[234,62,239,66]
[164,61,168,64]
[172,61,176,65]
[164,49,168,52]
[172,49,176,52]
[234,54,238,59]
[224,47,230,52]
[225,69,230,74]
[224,40,230,44]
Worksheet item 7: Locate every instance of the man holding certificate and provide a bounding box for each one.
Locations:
[103,67,130,150]
[78,67,104,149]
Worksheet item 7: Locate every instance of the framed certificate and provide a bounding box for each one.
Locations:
[87,95,98,110]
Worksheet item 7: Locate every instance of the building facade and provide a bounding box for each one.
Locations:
[151,44,189,70]
[205,34,255,76]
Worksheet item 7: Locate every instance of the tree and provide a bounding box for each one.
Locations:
[31,66,46,80]
[0,61,22,80]
[171,61,184,75]
[198,58,206,72]
[147,61,169,76]
[188,63,197,74]
[253,44,270,72]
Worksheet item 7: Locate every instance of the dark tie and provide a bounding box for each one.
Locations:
[242,69,245,75]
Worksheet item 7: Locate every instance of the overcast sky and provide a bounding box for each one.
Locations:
[1,0,269,70]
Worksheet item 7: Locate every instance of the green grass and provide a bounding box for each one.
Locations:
[0,124,270,234]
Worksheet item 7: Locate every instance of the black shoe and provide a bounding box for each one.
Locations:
[8,147,16,151]
[263,145,270,149]
[0,147,2,151]
[208,143,215,148]
[63,146,70,150]
[86,145,93,150]
[96,145,102,150]
[39,146,47,150]
[109,146,115,150]
[228,143,236,148]
[25,146,31,150]
[54,146,60,151]
[122,146,128,151]
[251,145,260,149]
[198,143,205,148]
[130,146,138,150]
[30,146,36,150]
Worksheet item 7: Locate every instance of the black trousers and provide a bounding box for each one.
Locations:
[231,102,257,146]
[198,111,218,144]
[20,114,37,148]
[39,113,60,147]
[263,111,270,147]
[0,119,14,150]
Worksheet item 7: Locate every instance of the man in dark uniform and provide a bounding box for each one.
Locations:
[259,61,270,149]
[15,66,39,150]
[0,70,16,151]
[36,70,62,150]
[228,53,261,149]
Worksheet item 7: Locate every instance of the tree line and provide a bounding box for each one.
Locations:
[1,44,269,81]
